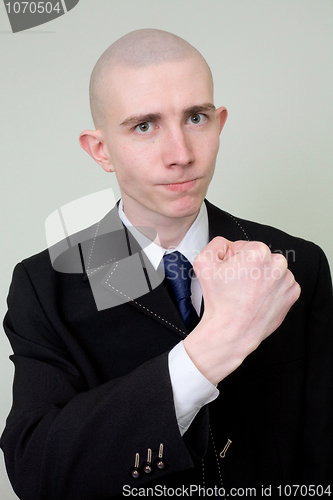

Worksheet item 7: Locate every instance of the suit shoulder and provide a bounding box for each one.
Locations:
[16,226,89,280]
[206,200,318,252]
[235,216,318,253]
[228,214,332,293]
[205,201,329,284]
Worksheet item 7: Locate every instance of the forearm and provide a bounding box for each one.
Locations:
[1,350,193,499]
[168,341,218,435]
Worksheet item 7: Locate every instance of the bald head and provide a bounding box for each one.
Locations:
[89,29,213,129]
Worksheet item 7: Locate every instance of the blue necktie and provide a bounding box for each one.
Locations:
[163,251,199,331]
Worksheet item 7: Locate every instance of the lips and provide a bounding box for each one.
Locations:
[162,179,197,192]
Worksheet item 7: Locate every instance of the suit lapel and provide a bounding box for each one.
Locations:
[79,205,188,338]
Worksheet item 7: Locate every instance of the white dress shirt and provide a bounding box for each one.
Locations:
[118,201,219,435]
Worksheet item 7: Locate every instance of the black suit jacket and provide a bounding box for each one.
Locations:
[1,200,333,499]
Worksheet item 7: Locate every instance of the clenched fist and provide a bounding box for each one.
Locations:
[183,237,301,385]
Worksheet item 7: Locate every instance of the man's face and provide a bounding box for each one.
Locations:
[100,57,226,225]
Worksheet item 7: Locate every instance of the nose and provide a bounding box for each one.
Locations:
[162,126,195,168]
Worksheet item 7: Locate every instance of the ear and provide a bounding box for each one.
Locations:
[215,107,228,134]
[79,130,115,173]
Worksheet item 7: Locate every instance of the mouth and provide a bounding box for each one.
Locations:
[161,179,198,192]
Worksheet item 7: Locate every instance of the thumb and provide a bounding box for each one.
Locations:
[223,240,249,261]
[193,237,233,272]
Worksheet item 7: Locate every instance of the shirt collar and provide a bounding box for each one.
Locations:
[118,200,209,270]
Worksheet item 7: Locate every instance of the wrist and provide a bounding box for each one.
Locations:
[183,320,245,385]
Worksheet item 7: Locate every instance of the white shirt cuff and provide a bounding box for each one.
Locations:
[168,341,219,436]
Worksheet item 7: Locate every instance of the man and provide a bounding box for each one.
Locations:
[1,29,332,499]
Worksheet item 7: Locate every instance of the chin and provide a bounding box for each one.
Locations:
[165,196,203,219]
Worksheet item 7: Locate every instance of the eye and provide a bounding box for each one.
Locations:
[135,121,154,133]
[187,113,206,125]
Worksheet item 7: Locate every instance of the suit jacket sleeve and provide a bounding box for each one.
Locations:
[0,262,200,500]
[301,245,333,483]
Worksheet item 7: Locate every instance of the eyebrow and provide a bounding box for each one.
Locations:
[120,103,216,127]
[120,113,162,127]
[183,103,216,115]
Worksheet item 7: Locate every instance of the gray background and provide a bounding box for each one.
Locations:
[1,1,332,497]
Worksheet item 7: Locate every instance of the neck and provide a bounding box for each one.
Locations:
[122,202,199,249]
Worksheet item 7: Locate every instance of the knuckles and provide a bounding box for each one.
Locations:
[195,239,288,270]
[194,240,300,301]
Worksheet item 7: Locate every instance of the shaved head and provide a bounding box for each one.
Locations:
[89,28,213,129]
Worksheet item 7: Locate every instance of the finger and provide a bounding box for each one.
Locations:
[194,236,233,266]
[223,240,249,260]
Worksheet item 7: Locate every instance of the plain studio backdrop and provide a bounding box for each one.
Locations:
[0,1,332,497]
